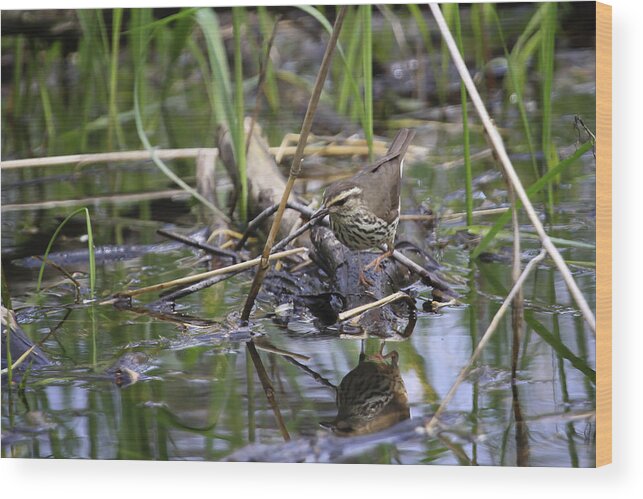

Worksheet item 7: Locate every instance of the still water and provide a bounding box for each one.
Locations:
[2,6,596,465]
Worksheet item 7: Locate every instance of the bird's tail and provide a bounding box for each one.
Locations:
[371,128,416,172]
[386,128,416,159]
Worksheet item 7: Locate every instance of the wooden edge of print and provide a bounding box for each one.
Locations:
[595,1,612,468]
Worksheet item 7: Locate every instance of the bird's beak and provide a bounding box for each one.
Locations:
[310,206,329,222]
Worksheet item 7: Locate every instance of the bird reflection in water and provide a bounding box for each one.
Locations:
[322,348,409,436]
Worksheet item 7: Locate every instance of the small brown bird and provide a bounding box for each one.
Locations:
[320,129,416,285]
[322,350,410,436]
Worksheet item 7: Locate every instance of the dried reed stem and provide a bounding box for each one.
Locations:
[240,6,348,323]
[337,291,413,322]
[1,189,189,212]
[116,247,306,298]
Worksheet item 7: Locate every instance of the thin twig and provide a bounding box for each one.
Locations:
[391,249,454,295]
[246,14,282,155]
[150,270,244,305]
[271,210,328,252]
[157,228,240,262]
[425,249,546,436]
[281,355,337,392]
[1,149,213,169]
[35,256,81,303]
[429,3,596,333]
[240,7,348,323]
[337,291,413,322]
[235,201,316,251]
[0,345,36,375]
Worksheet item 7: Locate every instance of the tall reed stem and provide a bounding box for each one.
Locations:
[233,7,248,223]
[453,5,473,226]
[240,7,348,323]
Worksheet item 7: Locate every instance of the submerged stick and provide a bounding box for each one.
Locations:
[425,249,546,436]
[115,247,306,298]
[246,340,291,441]
[429,3,596,334]
[240,7,348,323]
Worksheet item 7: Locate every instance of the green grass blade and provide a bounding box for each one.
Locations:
[132,77,231,222]
[336,7,361,116]
[196,8,235,130]
[540,3,558,220]
[491,9,540,181]
[360,4,373,159]
[257,6,280,112]
[526,311,595,382]
[453,5,473,226]
[36,207,96,297]
[296,5,366,133]
[465,225,594,250]
[108,8,125,150]
[232,7,248,223]
[408,4,446,106]
[471,141,594,258]
[123,7,199,35]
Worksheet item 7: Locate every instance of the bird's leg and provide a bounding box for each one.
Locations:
[364,245,394,273]
[358,268,374,287]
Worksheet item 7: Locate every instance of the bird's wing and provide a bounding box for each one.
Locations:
[357,129,416,223]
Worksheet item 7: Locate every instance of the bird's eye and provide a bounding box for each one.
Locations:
[333,198,347,207]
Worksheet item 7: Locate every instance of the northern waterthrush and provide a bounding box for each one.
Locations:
[318,128,416,285]
[322,350,409,436]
